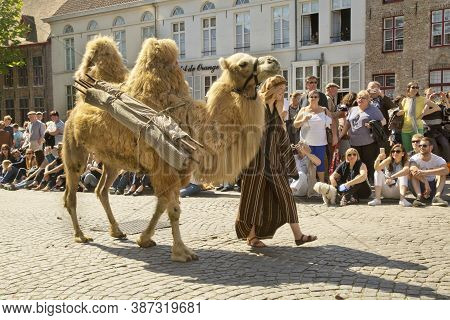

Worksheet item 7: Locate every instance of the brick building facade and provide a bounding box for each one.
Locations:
[365,0,449,98]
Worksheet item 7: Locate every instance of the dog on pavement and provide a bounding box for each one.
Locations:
[313,182,337,205]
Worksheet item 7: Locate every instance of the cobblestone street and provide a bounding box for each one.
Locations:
[0,187,449,300]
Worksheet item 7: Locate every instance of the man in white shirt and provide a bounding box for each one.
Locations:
[410,137,448,207]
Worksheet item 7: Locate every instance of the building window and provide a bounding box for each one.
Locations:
[87,20,98,31]
[87,34,98,42]
[282,69,289,99]
[5,99,14,119]
[431,9,450,47]
[202,2,215,11]
[202,17,216,56]
[331,0,351,43]
[66,85,76,110]
[142,26,155,41]
[383,16,404,52]
[172,6,184,16]
[64,38,75,71]
[19,98,29,125]
[172,22,186,59]
[4,68,13,88]
[235,0,249,5]
[373,74,395,99]
[113,16,125,26]
[141,11,154,22]
[18,66,28,87]
[34,97,45,112]
[204,75,217,96]
[429,69,450,92]
[294,65,320,91]
[33,56,43,86]
[273,6,289,49]
[63,24,74,34]
[301,1,319,46]
[235,12,250,52]
[332,65,349,91]
[113,30,127,60]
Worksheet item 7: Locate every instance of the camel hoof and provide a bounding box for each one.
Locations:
[171,246,198,262]
[110,229,127,239]
[136,238,156,248]
[74,235,93,243]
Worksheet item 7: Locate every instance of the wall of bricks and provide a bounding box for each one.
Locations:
[365,0,449,96]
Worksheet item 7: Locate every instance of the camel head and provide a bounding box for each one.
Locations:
[126,37,189,100]
[218,53,280,98]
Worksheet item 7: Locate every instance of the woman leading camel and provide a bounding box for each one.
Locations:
[235,75,317,248]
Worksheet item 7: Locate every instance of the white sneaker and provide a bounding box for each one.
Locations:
[399,199,412,207]
[368,199,382,206]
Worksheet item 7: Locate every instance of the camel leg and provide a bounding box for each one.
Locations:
[167,191,198,262]
[95,166,126,239]
[136,195,168,248]
[63,146,92,243]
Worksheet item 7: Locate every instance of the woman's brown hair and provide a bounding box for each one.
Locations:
[388,144,408,173]
[406,81,420,97]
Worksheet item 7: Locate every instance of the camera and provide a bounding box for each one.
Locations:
[338,104,348,112]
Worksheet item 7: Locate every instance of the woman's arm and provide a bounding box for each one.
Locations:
[293,109,311,128]
[345,163,368,187]
[374,156,389,171]
[421,99,441,118]
[329,172,340,187]
[339,121,350,139]
[390,162,410,179]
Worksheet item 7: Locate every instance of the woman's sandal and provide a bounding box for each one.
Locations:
[246,236,267,248]
[295,234,318,246]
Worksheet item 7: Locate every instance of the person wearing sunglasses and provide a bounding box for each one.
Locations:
[407,133,424,158]
[400,82,439,153]
[409,137,448,207]
[340,90,385,183]
[293,89,336,182]
[368,144,412,207]
[298,75,328,109]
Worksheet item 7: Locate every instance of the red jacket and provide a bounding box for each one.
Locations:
[0,129,13,147]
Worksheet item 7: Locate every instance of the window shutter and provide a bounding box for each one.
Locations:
[321,64,328,90]
[350,62,360,93]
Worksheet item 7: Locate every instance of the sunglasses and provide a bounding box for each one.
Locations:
[347,153,357,157]
[419,144,429,148]
[391,150,402,154]
[411,140,420,143]
[309,95,319,99]
[26,152,33,155]
[410,86,419,89]
[1,148,8,150]
[308,81,318,84]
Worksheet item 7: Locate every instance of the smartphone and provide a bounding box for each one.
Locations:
[380,148,385,155]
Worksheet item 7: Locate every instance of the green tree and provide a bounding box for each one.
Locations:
[0,0,29,74]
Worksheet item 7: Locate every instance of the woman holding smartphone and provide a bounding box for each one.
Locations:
[368,144,411,207]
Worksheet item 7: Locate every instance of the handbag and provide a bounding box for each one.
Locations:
[388,107,404,132]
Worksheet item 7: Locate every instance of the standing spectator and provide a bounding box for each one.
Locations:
[368,144,412,207]
[325,82,343,169]
[367,81,395,134]
[294,90,336,182]
[299,75,328,108]
[422,89,450,162]
[3,116,14,137]
[337,92,357,159]
[0,121,13,147]
[27,111,46,165]
[48,111,65,145]
[36,111,44,122]
[340,90,386,182]
[285,92,302,145]
[409,137,448,207]
[400,82,439,152]
[12,124,23,149]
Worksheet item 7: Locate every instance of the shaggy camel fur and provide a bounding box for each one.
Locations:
[63,37,280,262]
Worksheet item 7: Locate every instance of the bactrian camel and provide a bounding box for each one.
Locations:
[63,36,281,262]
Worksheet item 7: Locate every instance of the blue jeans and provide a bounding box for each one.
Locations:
[180,183,201,198]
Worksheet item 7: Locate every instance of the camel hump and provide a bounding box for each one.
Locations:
[75,36,128,84]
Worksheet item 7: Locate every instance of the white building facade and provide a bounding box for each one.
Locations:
[45,0,365,116]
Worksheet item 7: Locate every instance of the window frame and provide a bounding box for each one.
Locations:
[18,65,28,87]
[300,2,319,46]
[172,21,186,59]
[202,2,215,11]
[64,37,75,71]
[272,6,290,49]
[382,15,404,52]
[430,8,450,48]
[331,64,350,92]
[113,30,127,60]
[66,85,76,110]
[235,11,250,53]
[32,56,43,86]
[292,61,321,92]
[34,97,45,112]
[5,99,15,118]
[4,68,14,88]
[373,73,396,98]
[202,17,216,56]
[204,75,217,96]
[429,68,450,92]
[172,6,184,16]
[87,20,98,31]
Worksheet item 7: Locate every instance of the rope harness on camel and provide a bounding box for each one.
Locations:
[231,59,260,100]
[74,75,203,171]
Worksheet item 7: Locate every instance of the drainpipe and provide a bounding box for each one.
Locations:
[294,0,298,61]
[152,3,157,38]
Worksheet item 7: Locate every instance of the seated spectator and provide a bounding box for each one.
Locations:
[368,144,412,207]
[0,144,14,162]
[111,170,131,195]
[124,173,149,196]
[409,137,449,207]
[14,149,37,183]
[10,149,25,169]
[1,160,18,186]
[408,133,424,158]
[41,144,64,192]
[82,154,103,191]
[290,142,321,197]
[12,124,23,149]
[315,148,371,206]
[180,179,202,198]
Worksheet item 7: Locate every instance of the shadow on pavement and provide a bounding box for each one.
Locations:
[88,242,448,299]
